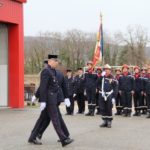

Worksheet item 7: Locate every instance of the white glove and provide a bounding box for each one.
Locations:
[102,92,105,97]
[73,94,76,98]
[64,98,71,107]
[112,98,115,105]
[40,102,46,111]
[102,71,106,77]
[31,95,36,103]
[84,90,86,96]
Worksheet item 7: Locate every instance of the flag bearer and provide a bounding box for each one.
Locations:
[84,61,97,116]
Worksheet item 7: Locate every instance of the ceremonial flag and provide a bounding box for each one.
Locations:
[92,14,104,66]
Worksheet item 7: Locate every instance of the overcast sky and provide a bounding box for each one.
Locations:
[24,0,149,36]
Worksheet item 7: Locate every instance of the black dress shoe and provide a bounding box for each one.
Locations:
[96,111,101,115]
[28,139,42,145]
[37,134,42,140]
[100,121,107,127]
[107,121,112,128]
[133,113,138,116]
[115,112,120,115]
[58,137,70,142]
[146,114,150,118]
[61,138,74,147]
[85,112,91,116]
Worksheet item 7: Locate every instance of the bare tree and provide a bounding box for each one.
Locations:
[116,25,148,66]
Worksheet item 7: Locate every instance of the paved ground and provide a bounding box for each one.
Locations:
[0,104,150,150]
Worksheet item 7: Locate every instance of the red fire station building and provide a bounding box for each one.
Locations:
[0,0,26,108]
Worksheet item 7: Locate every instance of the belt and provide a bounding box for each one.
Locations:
[99,90,113,95]
[99,90,113,101]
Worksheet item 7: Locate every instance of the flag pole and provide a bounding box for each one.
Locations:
[100,13,104,66]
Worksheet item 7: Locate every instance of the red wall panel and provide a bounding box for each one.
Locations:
[0,0,25,108]
[0,0,23,23]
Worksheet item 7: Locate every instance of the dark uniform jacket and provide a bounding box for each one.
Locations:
[84,71,97,89]
[65,76,75,96]
[97,74,118,99]
[39,65,59,105]
[56,70,69,103]
[35,69,68,104]
[134,73,144,92]
[119,73,135,92]
[144,74,150,94]
[74,75,85,94]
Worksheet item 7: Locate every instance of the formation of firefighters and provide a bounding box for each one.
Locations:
[64,61,150,128]
[28,55,150,146]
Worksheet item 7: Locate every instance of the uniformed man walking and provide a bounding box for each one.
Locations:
[31,69,72,143]
[28,55,74,147]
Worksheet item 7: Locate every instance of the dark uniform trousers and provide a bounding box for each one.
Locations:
[65,77,75,115]
[143,77,150,114]
[134,91,143,113]
[86,87,96,114]
[146,94,150,113]
[115,93,123,114]
[66,95,74,115]
[38,105,69,138]
[99,94,113,121]
[96,92,101,114]
[121,91,132,115]
[141,95,147,113]
[29,103,69,141]
[76,93,85,113]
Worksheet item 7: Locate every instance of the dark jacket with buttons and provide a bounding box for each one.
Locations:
[36,69,68,104]
[39,65,59,105]
[97,74,118,99]
[84,71,97,90]
[56,70,69,103]
[65,76,75,96]
[134,74,144,92]
[119,73,135,92]
[143,75,150,94]
[74,75,85,94]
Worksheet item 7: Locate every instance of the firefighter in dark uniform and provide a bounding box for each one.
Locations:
[96,67,102,115]
[144,66,150,118]
[33,69,71,142]
[133,66,144,116]
[141,67,148,114]
[97,64,118,128]
[119,64,135,117]
[84,61,97,116]
[74,68,85,114]
[65,69,75,115]
[28,55,73,147]
[114,68,123,115]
